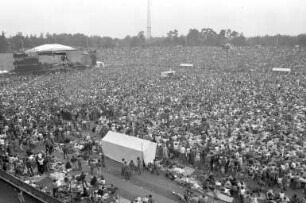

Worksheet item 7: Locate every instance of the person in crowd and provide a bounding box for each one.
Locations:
[1,46,306,203]
[77,158,82,171]
[100,150,106,168]
[136,157,142,175]
[52,180,59,198]
[70,155,77,170]
[121,159,126,176]
[148,194,155,203]
[90,175,98,187]
[129,160,136,174]
[80,171,88,188]
[62,143,69,160]
[96,159,102,176]
[17,190,25,203]
[65,161,72,170]
[25,157,34,177]
[151,159,159,175]
[124,162,132,180]
[89,159,96,176]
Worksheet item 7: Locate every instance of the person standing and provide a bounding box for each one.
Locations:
[162,144,169,166]
[124,162,131,180]
[71,155,77,170]
[26,157,34,176]
[96,159,102,176]
[148,194,155,203]
[195,151,201,169]
[17,190,25,203]
[180,145,186,164]
[151,159,159,175]
[80,171,88,188]
[37,156,44,174]
[121,159,125,176]
[129,160,136,174]
[89,159,95,176]
[62,144,69,159]
[52,180,59,198]
[77,158,82,171]
[100,151,106,167]
[136,157,142,175]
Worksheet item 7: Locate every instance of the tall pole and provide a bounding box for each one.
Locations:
[147,0,152,39]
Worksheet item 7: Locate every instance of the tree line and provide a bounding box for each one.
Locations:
[0,28,306,53]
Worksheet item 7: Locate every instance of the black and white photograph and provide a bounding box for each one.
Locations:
[0,0,306,203]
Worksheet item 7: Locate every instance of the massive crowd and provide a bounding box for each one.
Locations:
[0,46,306,203]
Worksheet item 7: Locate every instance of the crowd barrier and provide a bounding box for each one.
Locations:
[0,170,64,203]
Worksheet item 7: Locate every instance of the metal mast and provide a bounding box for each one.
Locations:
[147,0,152,39]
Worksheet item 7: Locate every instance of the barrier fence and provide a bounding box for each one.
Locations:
[0,170,64,203]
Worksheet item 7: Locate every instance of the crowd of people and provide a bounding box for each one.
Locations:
[0,46,306,203]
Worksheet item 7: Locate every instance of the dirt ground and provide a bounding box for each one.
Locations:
[51,147,185,203]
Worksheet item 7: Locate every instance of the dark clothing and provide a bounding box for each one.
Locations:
[65,162,72,170]
[53,182,58,198]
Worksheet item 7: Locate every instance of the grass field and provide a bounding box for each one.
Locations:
[0,53,14,71]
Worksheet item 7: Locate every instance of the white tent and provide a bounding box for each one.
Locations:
[100,131,157,165]
[0,70,8,74]
[25,44,77,54]
[161,70,175,78]
[272,67,291,72]
[179,63,194,68]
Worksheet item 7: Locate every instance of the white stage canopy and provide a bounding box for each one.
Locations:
[25,44,77,54]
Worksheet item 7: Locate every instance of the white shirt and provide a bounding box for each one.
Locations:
[180,146,186,154]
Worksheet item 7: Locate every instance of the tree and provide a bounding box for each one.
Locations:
[10,32,24,51]
[225,29,232,39]
[187,29,200,46]
[230,31,239,39]
[178,35,187,46]
[100,37,115,49]
[165,30,179,46]
[230,33,246,46]
[129,31,146,47]
[137,31,146,46]
[200,28,218,46]
[217,29,228,45]
[120,35,131,47]
[0,31,9,53]
[297,34,306,47]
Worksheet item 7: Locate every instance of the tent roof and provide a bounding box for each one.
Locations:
[25,44,77,54]
[102,131,154,151]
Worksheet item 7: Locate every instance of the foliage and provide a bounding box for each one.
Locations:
[297,34,306,47]
[0,32,9,53]
[0,28,305,52]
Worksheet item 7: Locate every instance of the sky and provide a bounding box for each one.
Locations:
[1,0,306,38]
